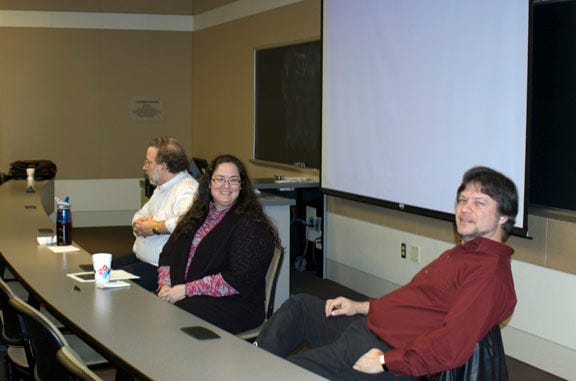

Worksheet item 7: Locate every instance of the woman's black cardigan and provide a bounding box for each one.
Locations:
[159,211,275,334]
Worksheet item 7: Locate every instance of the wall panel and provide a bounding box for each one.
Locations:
[0,27,192,178]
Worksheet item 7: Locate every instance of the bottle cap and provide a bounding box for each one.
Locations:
[55,197,71,208]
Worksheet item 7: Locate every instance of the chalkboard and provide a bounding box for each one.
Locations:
[254,41,321,169]
[529,1,576,211]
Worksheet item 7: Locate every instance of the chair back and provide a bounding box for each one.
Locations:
[431,325,508,381]
[188,159,202,180]
[0,278,26,347]
[264,247,283,319]
[57,346,102,381]
[192,157,209,176]
[9,296,70,380]
[0,278,34,378]
[237,246,283,340]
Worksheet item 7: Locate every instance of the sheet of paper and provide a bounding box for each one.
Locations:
[47,245,81,253]
[96,280,131,289]
[67,270,140,283]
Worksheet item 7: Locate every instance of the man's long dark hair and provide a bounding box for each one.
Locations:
[173,154,280,247]
[457,166,518,240]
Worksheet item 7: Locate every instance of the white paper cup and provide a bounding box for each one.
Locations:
[92,253,112,286]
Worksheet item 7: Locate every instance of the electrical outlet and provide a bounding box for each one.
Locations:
[410,245,421,263]
[401,243,407,259]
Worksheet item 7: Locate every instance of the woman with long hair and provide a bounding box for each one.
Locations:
[157,154,280,334]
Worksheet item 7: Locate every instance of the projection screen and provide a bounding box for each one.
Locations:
[322,0,530,231]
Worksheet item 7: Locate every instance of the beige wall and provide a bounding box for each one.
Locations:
[0,27,192,179]
[190,0,321,179]
[328,196,576,275]
[0,0,320,179]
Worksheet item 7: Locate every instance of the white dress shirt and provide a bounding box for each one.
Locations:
[132,171,198,266]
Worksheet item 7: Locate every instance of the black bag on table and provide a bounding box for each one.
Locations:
[8,160,57,180]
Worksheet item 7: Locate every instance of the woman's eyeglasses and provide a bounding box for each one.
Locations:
[211,176,241,187]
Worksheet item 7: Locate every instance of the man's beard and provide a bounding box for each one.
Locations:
[148,167,160,186]
[459,225,499,242]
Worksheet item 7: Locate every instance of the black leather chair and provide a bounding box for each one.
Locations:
[9,296,110,380]
[0,279,33,380]
[429,325,508,381]
[188,157,208,180]
[191,157,208,177]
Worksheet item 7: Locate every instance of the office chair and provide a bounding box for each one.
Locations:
[9,296,110,380]
[237,247,283,341]
[0,265,74,335]
[57,346,103,381]
[428,325,508,381]
[188,158,203,180]
[0,278,34,380]
[191,157,208,177]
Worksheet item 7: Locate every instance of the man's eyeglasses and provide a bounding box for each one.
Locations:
[143,159,155,167]
[211,176,241,187]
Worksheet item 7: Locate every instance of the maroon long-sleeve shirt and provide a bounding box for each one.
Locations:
[367,237,516,376]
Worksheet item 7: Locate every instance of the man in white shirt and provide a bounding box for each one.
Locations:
[115,137,198,291]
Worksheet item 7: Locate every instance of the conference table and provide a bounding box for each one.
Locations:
[0,180,321,380]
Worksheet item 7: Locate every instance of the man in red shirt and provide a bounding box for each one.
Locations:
[255,166,518,380]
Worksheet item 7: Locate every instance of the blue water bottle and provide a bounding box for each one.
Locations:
[56,198,72,246]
